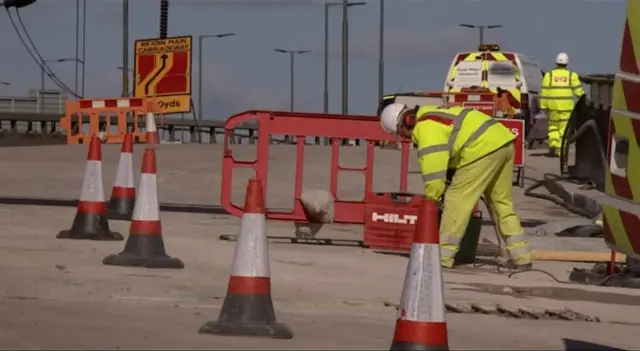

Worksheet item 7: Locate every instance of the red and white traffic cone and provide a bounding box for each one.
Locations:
[57,136,123,241]
[107,132,136,220]
[390,198,449,351]
[146,112,158,145]
[102,148,183,269]
[199,179,293,339]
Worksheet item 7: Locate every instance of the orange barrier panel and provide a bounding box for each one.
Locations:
[60,97,161,144]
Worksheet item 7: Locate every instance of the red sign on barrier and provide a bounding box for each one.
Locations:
[495,118,525,166]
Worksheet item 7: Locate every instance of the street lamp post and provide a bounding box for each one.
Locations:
[197,33,235,123]
[122,0,129,98]
[274,48,310,143]
[341,0,348,116]
[459,23,503,46]
[323,1,365,115]
[81,0,87,97]
[40,58,84,114]
[116,66,134,96]
[41,58,85,93]
[378,0,384,101]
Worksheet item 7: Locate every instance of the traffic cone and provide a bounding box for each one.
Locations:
[199,179,293,339]
[102,148,184,269]
[107,132,135,220]
[390,198,448,351]
[57,136,123,241]
[146,112,158,145]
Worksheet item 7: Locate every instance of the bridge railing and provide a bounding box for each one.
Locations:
[0,110,261,145]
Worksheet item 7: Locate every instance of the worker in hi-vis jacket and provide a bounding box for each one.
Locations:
[540,52,585,156]
[379,103,533,270]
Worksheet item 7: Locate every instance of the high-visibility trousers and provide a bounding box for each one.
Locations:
[547,110,572,151]
[439,142,533,268]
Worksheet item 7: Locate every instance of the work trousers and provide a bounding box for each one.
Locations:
[547,111,572,153]
[439,142,533,268]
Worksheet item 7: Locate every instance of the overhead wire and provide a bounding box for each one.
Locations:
[5,7,79,98]
[14,8,78,97]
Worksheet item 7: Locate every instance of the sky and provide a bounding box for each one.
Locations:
[0,0,627,119]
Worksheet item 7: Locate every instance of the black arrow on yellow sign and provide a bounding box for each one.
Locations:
[145,54,169,96]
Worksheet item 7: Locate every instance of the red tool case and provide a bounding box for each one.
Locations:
[363,192,483,261]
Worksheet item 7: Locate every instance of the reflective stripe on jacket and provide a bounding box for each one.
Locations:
[411,106,516,200]
[540,68,585,115]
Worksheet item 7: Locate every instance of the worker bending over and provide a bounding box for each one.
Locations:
[379,104,533,270]
[540,53,585,157]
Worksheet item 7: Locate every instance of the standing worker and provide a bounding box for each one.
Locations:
[379,104,533,270]
[540,53,585,156]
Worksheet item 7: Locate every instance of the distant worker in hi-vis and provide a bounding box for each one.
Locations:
[378,104,533,270]
[539,53,585,157]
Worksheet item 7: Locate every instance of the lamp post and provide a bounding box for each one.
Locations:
[81,0,87,97]
[274,49,310,112]
[458,23,503,46]
[378,0,384,101]
[41,58,85,94]
[323,1,365,115]
[274,48,310,144]
[116,66,134,96]
[341,0,348,116]
[198,33,235,123]
[122,0,129,98]
[0,81,10,86]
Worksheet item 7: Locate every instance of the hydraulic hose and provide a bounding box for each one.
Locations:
[524,102,606,219]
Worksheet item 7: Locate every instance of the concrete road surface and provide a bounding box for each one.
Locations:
[0,144,637,350]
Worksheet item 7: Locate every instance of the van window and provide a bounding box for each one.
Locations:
[452,61,483,88]
[518,55,544,92]
[487,61,518,90]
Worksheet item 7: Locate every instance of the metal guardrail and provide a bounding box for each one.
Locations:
[0,110,258,145]
[581,74,615,109]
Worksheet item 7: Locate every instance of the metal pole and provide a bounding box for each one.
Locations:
[40,66,45,91]
[323,4,329,115]
[122,0,129,97]
[75,0,80,96]
[341,0,348,116]
[81,0,86,97]
[198,35,203,123]
[378,0,384,101]
[290,52,295,112]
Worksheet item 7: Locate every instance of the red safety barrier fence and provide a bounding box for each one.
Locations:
[221,110,526,223]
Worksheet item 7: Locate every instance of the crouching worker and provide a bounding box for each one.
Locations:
[379,104,533,270]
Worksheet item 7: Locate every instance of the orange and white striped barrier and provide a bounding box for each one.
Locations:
[390,198,449,350]
[103,148,184,269]
[199,179,293,339]
[107,132,136,220]
[57,136,123,241]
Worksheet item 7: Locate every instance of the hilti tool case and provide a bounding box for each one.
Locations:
[363,192,423,252]
[363,192,483,256]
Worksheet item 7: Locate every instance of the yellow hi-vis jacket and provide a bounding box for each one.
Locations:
[540,68,585,117]
[411,106,515,200]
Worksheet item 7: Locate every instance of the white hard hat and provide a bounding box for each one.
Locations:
[379,103,407,135]
[555,52,569,65]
